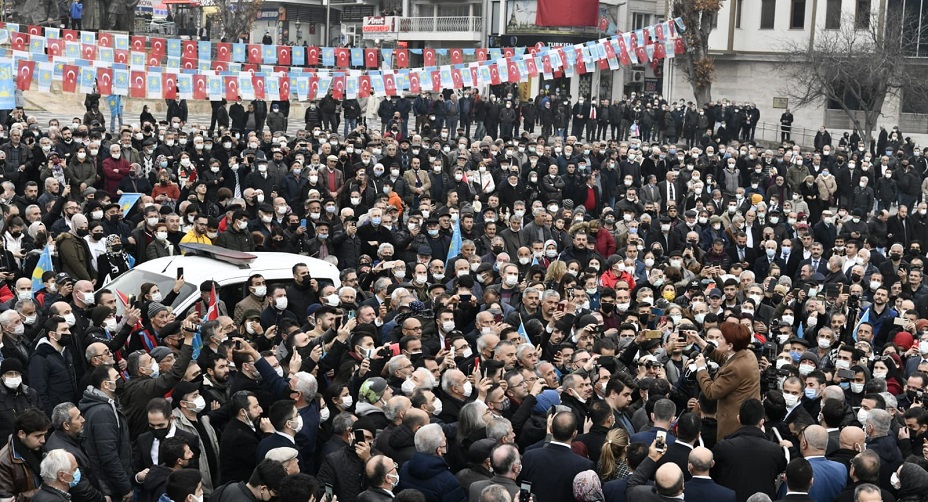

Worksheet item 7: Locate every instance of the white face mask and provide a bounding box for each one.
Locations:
[783,393,799,408]
[3,376,22,389]
[150,291,163,303]
[275,297,288,310]
[319,406,330,422]
[253,285,267,297]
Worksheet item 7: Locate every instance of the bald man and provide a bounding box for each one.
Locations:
[828,426,866,472]
[785,424,846,501]
[683,447,734,502]
[358,455,399,502]
[627,440,687,501]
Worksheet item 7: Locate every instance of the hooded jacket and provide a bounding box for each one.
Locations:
[397,452,467,502]
[79,387,132,498]
[28,339,77,416]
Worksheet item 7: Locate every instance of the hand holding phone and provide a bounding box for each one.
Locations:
[655,430,667,452]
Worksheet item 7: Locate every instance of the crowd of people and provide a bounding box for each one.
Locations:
[0,87,927,502]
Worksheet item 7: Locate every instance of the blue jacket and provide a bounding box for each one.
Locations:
[777,457,846,501]
[398,452,466,502]
[684,477,735,502]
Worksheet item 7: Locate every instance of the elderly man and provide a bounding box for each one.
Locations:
[683,447,734,502]
[358,455,400,502]
[775,424,846,501]
[34,449,80,502]
[45,402,107,502]
[396,424,466,502]
[468,444,520,502]
[0,310,32,378]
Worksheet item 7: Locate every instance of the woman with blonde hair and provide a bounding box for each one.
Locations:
[597,427,630,481]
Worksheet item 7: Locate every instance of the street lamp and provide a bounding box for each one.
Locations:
[295,19,301,42]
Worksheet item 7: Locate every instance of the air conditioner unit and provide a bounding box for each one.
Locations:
[631,70,644,82]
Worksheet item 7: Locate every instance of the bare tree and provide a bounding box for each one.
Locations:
[671,0,722,107]
[781,12,928,148]
[216,0,264,42]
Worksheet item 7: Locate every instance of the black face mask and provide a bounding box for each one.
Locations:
[892,253,902,261]
[151,428,169,441]
[851,273,862,282]
[492,245,504,254]
[109,214,120,223]
[58,333,73,346]
[600,303,615,314]
[76,228,89,237]
[9,232,21,239]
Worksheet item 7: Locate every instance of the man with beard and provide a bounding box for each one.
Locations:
[0,408,50,501]
[45,402,107,502]
[201,352,232,410]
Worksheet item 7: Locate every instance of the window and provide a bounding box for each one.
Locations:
[761,0,777,29]
[791,0,806,28]
[632,13,651,30]
[825,0,841,28]
[735,0,744,28]
[856,0,871,28]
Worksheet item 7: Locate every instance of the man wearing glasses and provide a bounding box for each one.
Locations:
[358,455,400,502]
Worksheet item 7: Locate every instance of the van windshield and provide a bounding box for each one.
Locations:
[101,270,197,316]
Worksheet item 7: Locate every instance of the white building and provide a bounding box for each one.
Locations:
[666,0,928,145]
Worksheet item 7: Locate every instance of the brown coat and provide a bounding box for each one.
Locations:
[696,348,761,442]
[0,437,40,502]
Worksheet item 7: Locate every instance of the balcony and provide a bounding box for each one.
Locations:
[397,16,482,42]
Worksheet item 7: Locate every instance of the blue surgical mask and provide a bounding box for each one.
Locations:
[69,468,82,488]
[804,388,818,400]
[790,351,802,362]
[372,217,382,225]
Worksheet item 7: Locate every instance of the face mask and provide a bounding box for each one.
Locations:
[817,337,832,349]
[851,382,865,394]
[783,393,799,408]
[275,297,288,310]
[319,406,330,422]
[891,472,902,490]
[799,364,814,376]
[873,369,887,379]
[253,285,267,297]
[401,378,417,396]
[187,396,206,413]
[835,359,851,370]
[3,375,21,390]
[150,362,160,378]
[289,415,303,433]
[462,381,473,397]
[156,231,168,242]
[326,294,340,306]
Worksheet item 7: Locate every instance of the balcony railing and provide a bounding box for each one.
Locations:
[398,16,482,33]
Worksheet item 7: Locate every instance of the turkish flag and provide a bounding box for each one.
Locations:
[674,37,687,55]
[47,39,63,56]
[62,65,78,93]
[365,48,378,68]
[489,64,501,85]
[451,69,463,88]
[359,75,371,97]
[430,71,440,91]
[243,64,258,73]
[131,36,146,52]
[332,75,345,99]
[17,60,34,90]
[280,77,290,101]
[309,77,319,100]
[253,75,266,99]
[62,30,77,41]
[130,71,146,98]
[542,56,552,74]
[150,38,166,56]
[216,42,231,62]
[526,57,538,76]
[424,48,435,66]
[653,42,666,60]
[182,57,197,70]
[211,61,227,72]
[278,46,291,66]
[503,47,514,58]
[408,73,420,94]
[636,46,648,62]
[469,67,478,87]
[450,48,463,64]
[383,74,396,96]
[162,73,177,99]
[395,49,408,68]
[655,23,666,41]
[26,25,41,36]
[617,38,631,65]
[598,58,609,70]
[536,0,597,27]
[598,15,609,31]
[98,32,113,48]
[224,76,238,101]
[507,60,520,82]
[247,44,261,63]
[96,68,113,94]
[272,66,286,73]
[148,55,162,67]
[307,46,319,65]
[82,44,96,60]
[604,41,616,60]
[576,58,587,74]
[335,48,350,67]
[476,48,488,61]
[115,49,128,64]
[182,40,197,59]
[11,33,29,52]
[193,74,208,100]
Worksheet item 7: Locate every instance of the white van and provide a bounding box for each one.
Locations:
[98,244,341,316]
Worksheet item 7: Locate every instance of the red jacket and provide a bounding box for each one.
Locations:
[102,157,131,193]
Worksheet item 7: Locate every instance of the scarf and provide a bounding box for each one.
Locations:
[12,434,43,477]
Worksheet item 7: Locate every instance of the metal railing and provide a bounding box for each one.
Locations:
[748,120,821,148]
[397,16,482,33]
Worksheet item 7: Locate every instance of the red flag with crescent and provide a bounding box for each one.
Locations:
[99,32,113,48]
[27,25,41,36]
[383,73,396,96]
[450,48,463,64]
[423,48,436,66]
[130,71,146,97]
[359,75,371,97]
[469,66,478,87]
[162,73,177,99]
[148,54,162,67]
[489,64,501,85]
[476,48,488,61]
[247,44,261,63]
[216,42,231,62]
[17,60,34,90]
[62,65,78,93]
[395,49,408,68]
[451,69,463,88]
[653,42,666,60]
[280,77,290,101]
[182,40,197,59]
[131,36,146,52]
[211,61,227,72]
[365,48,378,68]
[243,64,258,73]
[150,38,166,56]
[96,68,113,95]
[335,48,350,67]
[332,75,346,99]
[430,71,441,91]
[224,76,238,101]
[408,72,420,94]
[62,30,77,41]
[11,32,29,52]
[307,46,319,65]
[115,49,128,64]
[82,44,95,60]
[182,57,197,70]
[253,75,266,99]
[278,46,291,66]
[47,39,63,56]
[507,60,520,82]
[309,77,319,100]
[193,74,208,100]
[503,47,514,58]
[526,57,538,77]
[674,37,686,55]
[205,283,219,321]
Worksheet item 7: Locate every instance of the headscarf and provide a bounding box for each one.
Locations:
[572,470,604,502]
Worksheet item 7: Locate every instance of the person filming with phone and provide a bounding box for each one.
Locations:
[687,322,760,443]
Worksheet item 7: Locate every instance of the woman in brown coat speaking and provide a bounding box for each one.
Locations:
[689,322,761,442]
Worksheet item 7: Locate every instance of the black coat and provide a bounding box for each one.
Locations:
[219,419,263,485]
[517,443,594,502]
[0,384,39,448]
[44,430,106,502]
[28,340,78,416]
[79,388,133,498]
[711,426,787,502]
